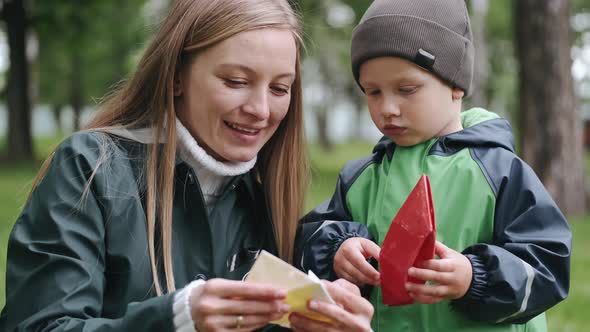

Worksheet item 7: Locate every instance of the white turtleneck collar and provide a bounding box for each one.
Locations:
[175,117,256,207]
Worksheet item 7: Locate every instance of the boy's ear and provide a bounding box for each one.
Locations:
[452,88,465,101]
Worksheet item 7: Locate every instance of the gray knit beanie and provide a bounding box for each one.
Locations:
[351,0,474,95]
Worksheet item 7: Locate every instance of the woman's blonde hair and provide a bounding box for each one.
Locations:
[29,0,307,295]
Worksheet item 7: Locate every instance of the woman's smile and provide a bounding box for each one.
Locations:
[224,120,263,144]
[224,121,261,135]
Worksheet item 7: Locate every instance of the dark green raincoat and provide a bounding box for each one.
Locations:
[0,131,280,331]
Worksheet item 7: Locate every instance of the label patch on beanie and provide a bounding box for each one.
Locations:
[415,49,435,70]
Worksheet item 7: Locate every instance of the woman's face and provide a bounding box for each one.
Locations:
[175,28,297,162]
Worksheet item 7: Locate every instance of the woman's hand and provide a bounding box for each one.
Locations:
[190,278,290,332]
[405,241,473,304]
[334,237,381,286]
[289,279,373,332]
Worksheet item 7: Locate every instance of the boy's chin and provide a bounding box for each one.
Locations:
[388,136,422,147]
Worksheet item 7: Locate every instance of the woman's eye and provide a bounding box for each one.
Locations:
[224,79,247,87]
[271,85,290,96]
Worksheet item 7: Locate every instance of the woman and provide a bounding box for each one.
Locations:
[0,0,373,331]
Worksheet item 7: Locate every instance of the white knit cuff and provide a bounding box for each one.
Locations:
[173,279,206,332]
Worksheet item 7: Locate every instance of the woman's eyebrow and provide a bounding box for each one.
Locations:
[218,63,255,74]
[217,63,295,79]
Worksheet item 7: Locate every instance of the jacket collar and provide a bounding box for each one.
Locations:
[174,160,260,200]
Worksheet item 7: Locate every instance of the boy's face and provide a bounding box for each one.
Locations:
[359,57,464,147]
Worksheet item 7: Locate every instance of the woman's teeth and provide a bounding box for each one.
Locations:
[226,122,258,134]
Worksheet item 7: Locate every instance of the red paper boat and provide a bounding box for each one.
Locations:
[380,174,436,306]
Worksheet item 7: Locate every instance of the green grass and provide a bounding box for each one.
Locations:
[306,141,375,211]
[0,164,38,311]
[547,216,590,331]
[0,135,65,310]
[0,137,589,331]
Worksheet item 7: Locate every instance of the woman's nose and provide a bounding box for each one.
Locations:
[242,88,270,120]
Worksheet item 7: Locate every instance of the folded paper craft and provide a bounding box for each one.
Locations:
[245,250,335,328]
[380,174,436,306]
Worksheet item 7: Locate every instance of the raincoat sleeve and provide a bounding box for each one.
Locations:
[0,133,176,332]
[293,159,374,281]
[451,154,572,324]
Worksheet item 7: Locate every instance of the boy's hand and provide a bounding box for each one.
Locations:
[405,241,472,304]
[334,237,381,286]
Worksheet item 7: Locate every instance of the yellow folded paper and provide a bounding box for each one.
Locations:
[244,250,335,328]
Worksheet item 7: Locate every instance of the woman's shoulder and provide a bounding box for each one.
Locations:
[39,131,149,189]
[54,130,147,164]
[39,131,148,196]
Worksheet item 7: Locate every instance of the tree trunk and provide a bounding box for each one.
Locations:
[470,0,489,107]
[111,3,128,83]
[315,109,332,152]
[51,104,63,134]
[346,81,366,139]
[515,0,586,215]
[316,52,334,151]
[70,51,83,131]
[3,0,33,161]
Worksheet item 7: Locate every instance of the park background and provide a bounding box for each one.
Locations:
[0,0,589,330]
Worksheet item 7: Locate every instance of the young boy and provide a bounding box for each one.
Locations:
[293,0,572,331]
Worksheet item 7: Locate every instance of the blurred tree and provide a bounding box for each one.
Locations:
[515,0,586,215]
[571,0,590,150]
[484,0,517,121]
[294,0,370,150]
[463,0,518,124]
[32,0,147,131]
[1,0,33,161]
[469,0,490,107]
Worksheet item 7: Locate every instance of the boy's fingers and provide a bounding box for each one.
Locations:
[339,260,377,285]
[415,259,454,272]
[406,267,429,281]
[360,239,381,260]
[337,270,357,284]
[405,282,451,298]
[343,248,380,281]
[335,269,364,286]
[435,241,454,258]
[409,292,444,304]
[407,267,452,284]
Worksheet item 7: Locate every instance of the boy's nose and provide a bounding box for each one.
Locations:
[382,99,401,118]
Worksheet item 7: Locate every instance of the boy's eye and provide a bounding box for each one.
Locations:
[399,86,418,94]
[365,89,381,96]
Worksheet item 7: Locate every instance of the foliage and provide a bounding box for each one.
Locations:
[31,0,149,117]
